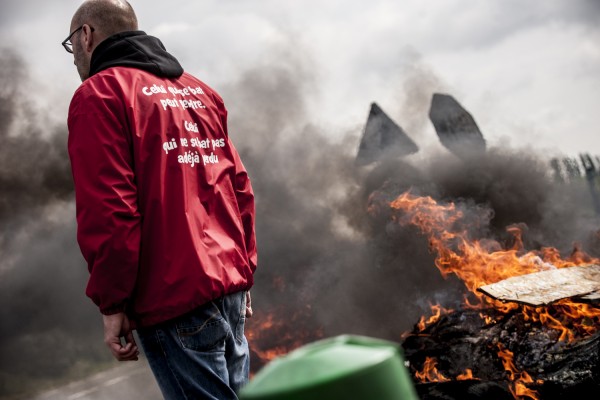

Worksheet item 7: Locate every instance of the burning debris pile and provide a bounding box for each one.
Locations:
[373,191,600,399]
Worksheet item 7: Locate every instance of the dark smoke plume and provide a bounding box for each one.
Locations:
[2,43,599,399]
[0,49,74,233]
[222,52,600,346]
[0,49,110,398]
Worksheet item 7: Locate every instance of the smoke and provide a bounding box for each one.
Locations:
[0,49,74,233]
[0,49,110,397]
[2,40,600,398]
[222,47,600,345]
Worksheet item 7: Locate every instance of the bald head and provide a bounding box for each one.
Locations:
[71,0,138,42]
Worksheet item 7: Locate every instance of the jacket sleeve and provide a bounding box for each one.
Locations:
[67,83,141,315]
[213,92,258,273]
[232,144,257,272]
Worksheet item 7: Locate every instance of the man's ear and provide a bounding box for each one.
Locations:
[81,24,95,53]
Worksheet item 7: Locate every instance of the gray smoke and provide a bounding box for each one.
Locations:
[222,51,600,345]
[0,49,73,226]
[2,43,599,398]
[0,49,110,398]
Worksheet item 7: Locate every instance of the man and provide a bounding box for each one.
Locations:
[64,1,257,399]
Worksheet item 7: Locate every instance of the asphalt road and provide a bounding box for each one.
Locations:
[30,359,162,400]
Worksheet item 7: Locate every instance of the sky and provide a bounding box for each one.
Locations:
[1,0,600,159]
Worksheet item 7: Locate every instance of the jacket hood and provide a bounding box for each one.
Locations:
[89,31,183,78]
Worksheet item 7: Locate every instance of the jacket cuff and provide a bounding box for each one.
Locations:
[100,303,126,315]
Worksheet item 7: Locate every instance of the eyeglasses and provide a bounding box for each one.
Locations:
[62,25,94,53]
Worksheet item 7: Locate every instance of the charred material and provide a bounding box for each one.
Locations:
[429,93,486,159]
[402,307,600,399]
[356,102,419,166]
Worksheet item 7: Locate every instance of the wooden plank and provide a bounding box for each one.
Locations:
[477,264,600,306]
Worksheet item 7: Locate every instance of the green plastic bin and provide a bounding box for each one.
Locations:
[239,334,419,400]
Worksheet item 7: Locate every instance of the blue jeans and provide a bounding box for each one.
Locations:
[137,291,250,400]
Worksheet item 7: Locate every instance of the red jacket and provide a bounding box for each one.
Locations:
[68,32,256,327]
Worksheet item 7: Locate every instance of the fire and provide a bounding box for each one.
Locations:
[497,344,542,399]
[415,361,479,384]
[385,191,600,326]
[246,304,324,372]
[378,189,600,397]
[388,192,592,296]
[521,301,600,342]
[456,369,477,380]
[416,304,454,332]
[414,357,450,382]
[246,313,285,362]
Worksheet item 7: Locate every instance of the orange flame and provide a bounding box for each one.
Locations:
[246,305,324,370]
[416,303,454,332]
[386,190,600,339]
[457,368,477,380]
[497,344,542,399]
[415,357,450,382]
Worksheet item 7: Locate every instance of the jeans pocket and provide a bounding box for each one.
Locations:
[233,291,246,344]
[176,302,228,352]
